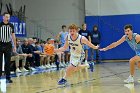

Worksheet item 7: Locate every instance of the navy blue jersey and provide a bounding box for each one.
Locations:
[79,29,90,40]
[90,31,101,44]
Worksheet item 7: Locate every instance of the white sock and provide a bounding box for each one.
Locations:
[85,60,88,63]
[63,74,66,79]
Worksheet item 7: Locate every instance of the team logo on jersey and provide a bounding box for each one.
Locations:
[69,43,78,46]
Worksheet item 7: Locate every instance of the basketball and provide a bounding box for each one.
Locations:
[44,44,54,55]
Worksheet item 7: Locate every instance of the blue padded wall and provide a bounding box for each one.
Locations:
[85,14,140,60]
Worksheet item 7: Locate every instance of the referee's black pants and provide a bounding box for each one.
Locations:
[0,42,12,79]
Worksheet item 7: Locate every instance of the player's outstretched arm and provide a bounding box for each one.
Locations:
[54,39,69,53]
[99,35,126,51]
[82,36,99,49]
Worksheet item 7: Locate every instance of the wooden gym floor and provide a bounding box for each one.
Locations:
[1,62,140,93]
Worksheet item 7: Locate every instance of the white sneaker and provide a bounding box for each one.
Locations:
[54,65,57,68]
[10,71,15,74]
[45,65,51,69]
[42,65,46,69]
[30,67,36,71]
[51,64,56,68]
[59,63,64,67]
[22,67,29,72]
[16,68,22,73]
[50,65,54,68]
[63,63,67,67]
[39,65,45,69]
[124,76,134,83]
[124,83,134,90]
[48,64,52,68]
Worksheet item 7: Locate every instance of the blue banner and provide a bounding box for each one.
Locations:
[0,16,26,37]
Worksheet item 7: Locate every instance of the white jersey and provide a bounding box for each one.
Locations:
[68,34,84,57]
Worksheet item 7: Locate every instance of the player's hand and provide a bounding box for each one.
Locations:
[54,49,59,53]
[99,48,108,51]
[94,45,99,49]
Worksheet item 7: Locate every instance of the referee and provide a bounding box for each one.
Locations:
[0,12,16,83]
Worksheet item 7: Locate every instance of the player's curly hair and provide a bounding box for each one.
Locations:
[68,24,78,30]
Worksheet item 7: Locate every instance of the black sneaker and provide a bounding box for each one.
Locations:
[89,62,94,72]
[6,79,13,83]
[58,78,67,85]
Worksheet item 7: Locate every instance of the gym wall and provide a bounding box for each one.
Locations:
[15,0,85,40]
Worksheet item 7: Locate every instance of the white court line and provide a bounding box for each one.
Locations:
[0,54,6,93]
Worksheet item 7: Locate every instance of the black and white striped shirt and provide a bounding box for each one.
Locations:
[0,22,14,43]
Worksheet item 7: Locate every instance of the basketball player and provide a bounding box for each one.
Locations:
[55,24,99,85]
[100,24,140,83]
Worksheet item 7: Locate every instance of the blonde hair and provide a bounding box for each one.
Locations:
[68,24,78,30]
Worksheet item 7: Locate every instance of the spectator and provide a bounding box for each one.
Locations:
[11,40,29,73]
[21,38,33,70]
[90,25,101,63]
[79,23,91,65]
[28,38,41,69]
[44,38,56,68]
[16,38,29,72]
[35,41,46,69]
[57,25,69,67]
